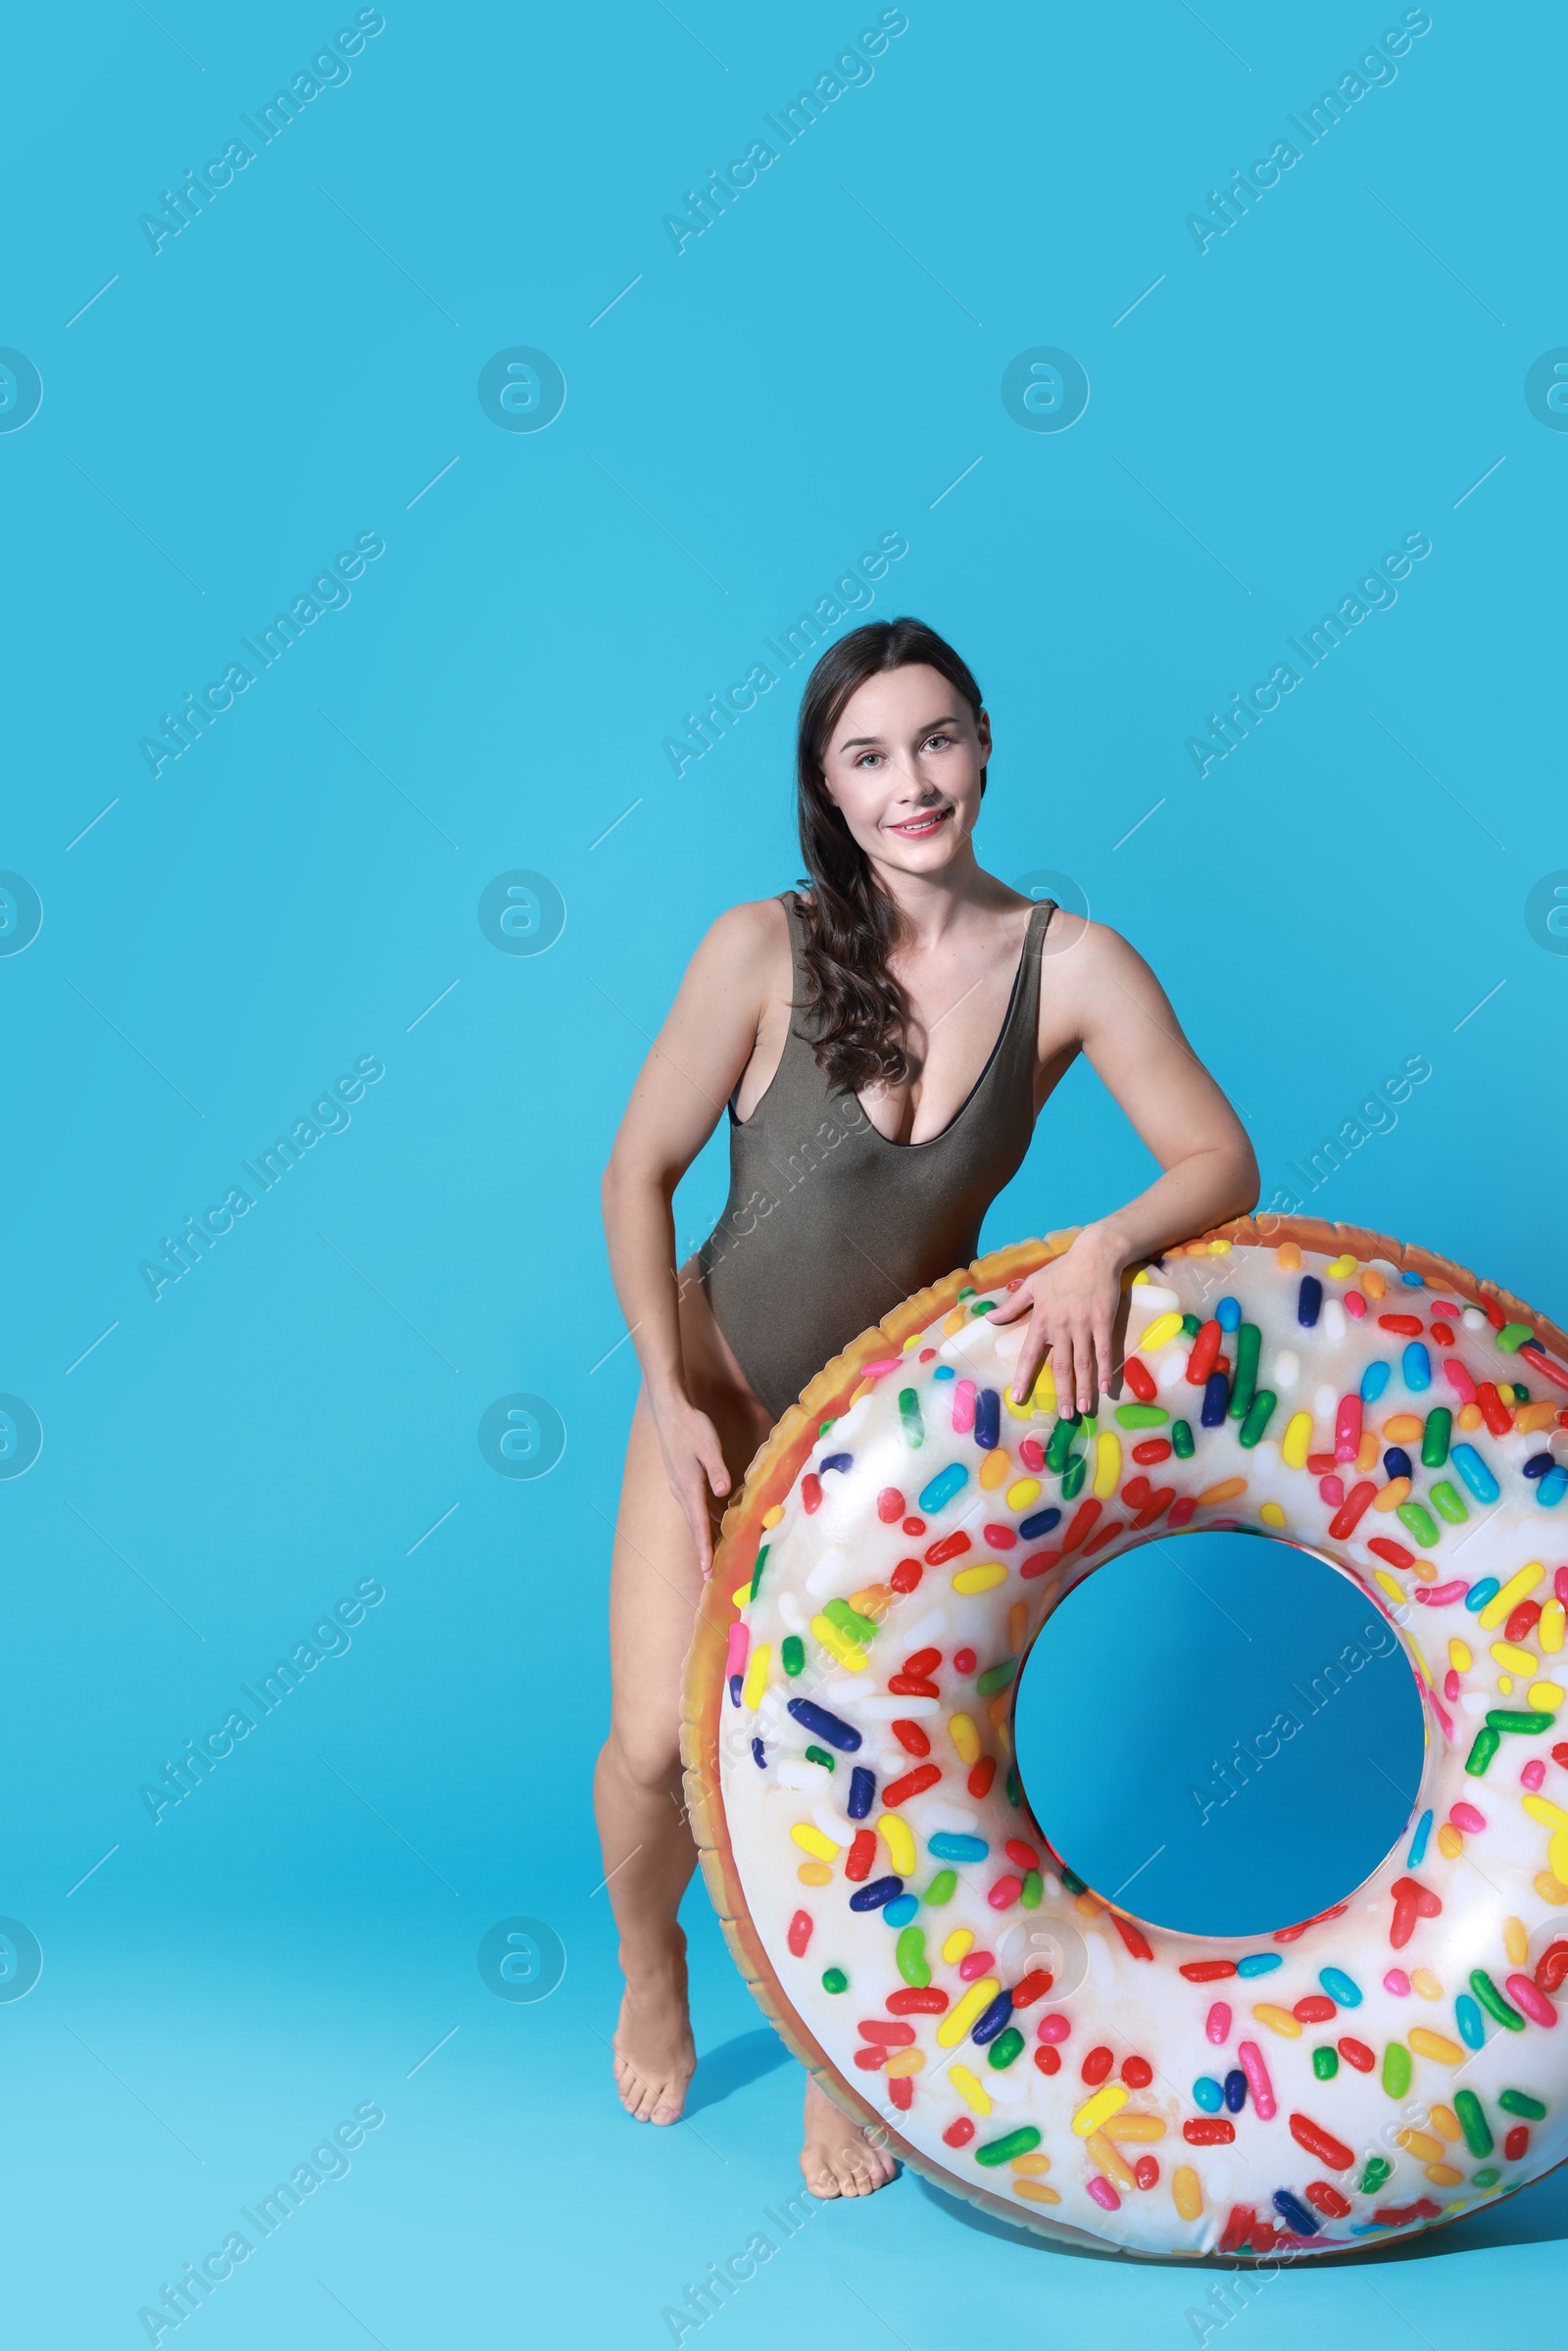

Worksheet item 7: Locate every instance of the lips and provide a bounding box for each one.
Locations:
[889,805,953,838]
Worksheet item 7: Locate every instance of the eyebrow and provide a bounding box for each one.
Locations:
[838,712,964,750]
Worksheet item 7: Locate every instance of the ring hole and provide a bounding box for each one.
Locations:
[1010,1531,1427,1938]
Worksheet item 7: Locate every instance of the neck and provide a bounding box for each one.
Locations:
[865,840,999,947]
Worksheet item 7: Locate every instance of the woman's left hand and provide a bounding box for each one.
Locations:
[988,1223,1130,1417]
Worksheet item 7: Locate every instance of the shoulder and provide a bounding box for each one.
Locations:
[687,895,793,986]
[1038,910,1137,970]
[1038,913,1163,1028]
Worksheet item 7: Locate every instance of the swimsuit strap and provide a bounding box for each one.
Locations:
[700,892,1059,1420]
[778,888,1056,1085]
[980,895,1056,1104]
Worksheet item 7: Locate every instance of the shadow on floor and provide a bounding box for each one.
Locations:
[685,2028,794,2118]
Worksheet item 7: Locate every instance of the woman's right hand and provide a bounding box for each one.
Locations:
[648,1388,732,1579]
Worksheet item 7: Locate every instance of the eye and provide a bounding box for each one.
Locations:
[854,751,885,768]
[923,732,954,752]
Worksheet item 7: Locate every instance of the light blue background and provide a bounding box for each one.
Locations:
[4,2,1566,2342]
[1013,1530,1430,1940]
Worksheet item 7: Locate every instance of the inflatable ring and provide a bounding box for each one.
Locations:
[681,1215,1568,2258]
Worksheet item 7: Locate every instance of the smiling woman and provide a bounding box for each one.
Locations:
[594,613,1260,2199]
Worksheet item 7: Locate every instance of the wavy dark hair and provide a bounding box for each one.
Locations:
[793,616,986,1094]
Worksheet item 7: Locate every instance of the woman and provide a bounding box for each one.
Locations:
[595,617,1257,2197]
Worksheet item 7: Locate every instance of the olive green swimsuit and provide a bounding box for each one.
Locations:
[698,891,1057,1420]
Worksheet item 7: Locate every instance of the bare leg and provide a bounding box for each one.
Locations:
[594,1388,709,2123]
[594,1268,896,2190]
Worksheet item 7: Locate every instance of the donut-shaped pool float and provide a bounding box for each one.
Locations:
[681,1215,1568,2257]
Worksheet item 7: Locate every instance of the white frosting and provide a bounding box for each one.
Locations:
[719,1247,1568,2255]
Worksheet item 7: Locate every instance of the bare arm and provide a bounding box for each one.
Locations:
[601,901,785,1568]
[992,918,1258,1412]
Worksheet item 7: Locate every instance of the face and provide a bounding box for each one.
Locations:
[821,663,991,877]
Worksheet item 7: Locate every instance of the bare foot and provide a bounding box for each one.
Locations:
[612,1944,697,2125]
[800,2077,899,2199]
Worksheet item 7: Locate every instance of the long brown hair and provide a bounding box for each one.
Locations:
[793,616,986,1094]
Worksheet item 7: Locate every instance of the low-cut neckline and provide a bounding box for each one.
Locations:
[856,906,1039,1151]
